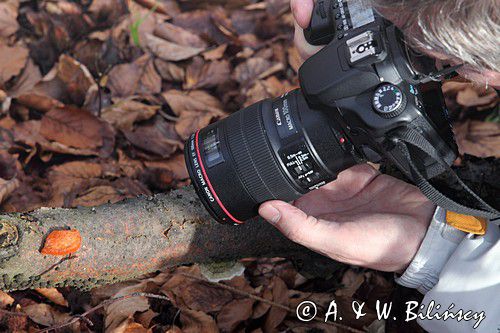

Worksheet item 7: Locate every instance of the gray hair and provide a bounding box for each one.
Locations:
[368,0,500,72]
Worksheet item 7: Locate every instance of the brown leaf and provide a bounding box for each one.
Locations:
[35,288,69,307]
[146,34,205,62]
[154,59,185,82]
[40,106,115,155]
[0,177,19,205]
[114,318,151,333]
[56,54,97,106]
[454,120,500,158]
[40,229,82,256]
[102,98,159,131]
[0,44,29,86]
[335,269,366,298]
[264,276,289,331]
[0,1,19,38]
[154,21,208,48]
[162,90,225,139]
[217,298,254,332]
[144,154,189,180]
[202,44,228,61]
[233,57,284,86]
[107,54,162,97]
[0,290,14,309]
[185,58,231,90]
[180,309,218,333]
[105,280,160,332]
[22,303,74,327]
[123,117,182,158]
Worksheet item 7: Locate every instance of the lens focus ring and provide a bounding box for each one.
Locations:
[225,101,297,203]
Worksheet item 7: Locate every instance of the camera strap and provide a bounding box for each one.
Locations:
[392,128,500,219]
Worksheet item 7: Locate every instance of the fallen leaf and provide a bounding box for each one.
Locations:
[162,90,225,139]
[35,288,69,307]
[0,1,19,38]
[154,59,185,82]
[0,44,29,86]
[264,276,289,331]
[123,117,182,158]
[217,298,254,332]
[0,177,20,205]
[114,318,151,333]
[233,57,284,86]
[22,303,73,327]
[56,54,97,106]
[146,34,204,62]
[0,290,14,309]
[180,309,218,333]
[40,229,82,256]
[106,54,162,97]
[454,120,500,158]
[154,21,208,48]
[102,98,159,131]
[40,106,115,154]
[202,44,228,61]
[185,58,231,90]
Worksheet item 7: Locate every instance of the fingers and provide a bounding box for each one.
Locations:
[291,0,314,29]
[294,22,323,59]
[259,200,344,253]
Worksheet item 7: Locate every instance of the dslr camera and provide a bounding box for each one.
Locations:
[184,0,468,224]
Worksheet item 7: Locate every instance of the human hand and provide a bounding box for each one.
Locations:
[290,0,323,60]
[259,164,436,272]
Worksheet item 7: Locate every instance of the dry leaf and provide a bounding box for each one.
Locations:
[264,276,289,331]
[0,290,14,309]
[22,303,73,327]
[217,298,254,332]
[233,57,284,86]
[154,59,185,82]
[146,34,204,62]
[154,21,208,48]
[40,229,82,256]
[454,120,500,158]
[35,288,69,307]
[102,98,159,131]
[0,1,19,38]
[39,106,115,156]
[123,117,182,158]
[0,44,29,86]
[180,309,218,333]
[185,58,231,90]
[202,44,228,61]
[0,178,19,205]
[106,54,162,97]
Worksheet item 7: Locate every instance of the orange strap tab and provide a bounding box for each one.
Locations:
[446,211,488,235]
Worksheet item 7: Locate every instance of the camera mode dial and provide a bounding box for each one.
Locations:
[372,84,406,118]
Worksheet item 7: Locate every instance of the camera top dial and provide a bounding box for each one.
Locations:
[372,84,407,118]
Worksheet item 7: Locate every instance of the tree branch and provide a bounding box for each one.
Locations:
[0,186,311,291]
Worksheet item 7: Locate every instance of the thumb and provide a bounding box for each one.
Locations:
[258,200,341,251]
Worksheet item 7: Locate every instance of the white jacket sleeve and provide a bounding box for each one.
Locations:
[396,207,500,333]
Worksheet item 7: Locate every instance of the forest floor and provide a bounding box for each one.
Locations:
[0,0,498,332]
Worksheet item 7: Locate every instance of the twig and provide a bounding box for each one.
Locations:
[37,255,76,278]
[37,292,170,333]
[0,309,28,317]
[179,273,365,333]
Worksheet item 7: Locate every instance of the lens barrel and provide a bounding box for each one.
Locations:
[185,89,357,224]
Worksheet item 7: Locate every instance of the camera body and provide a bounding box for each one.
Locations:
[299,2,457,184]
[184,0,458,224]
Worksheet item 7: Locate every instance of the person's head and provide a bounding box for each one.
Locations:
[371,0,500,87]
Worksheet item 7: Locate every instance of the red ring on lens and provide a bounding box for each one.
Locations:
[195,130,244,224]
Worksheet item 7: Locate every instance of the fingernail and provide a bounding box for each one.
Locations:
[259,204,281,224]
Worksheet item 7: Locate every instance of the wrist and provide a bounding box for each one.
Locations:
[395,207,466,293]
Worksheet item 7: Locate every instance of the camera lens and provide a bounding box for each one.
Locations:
[184,89,357,224]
